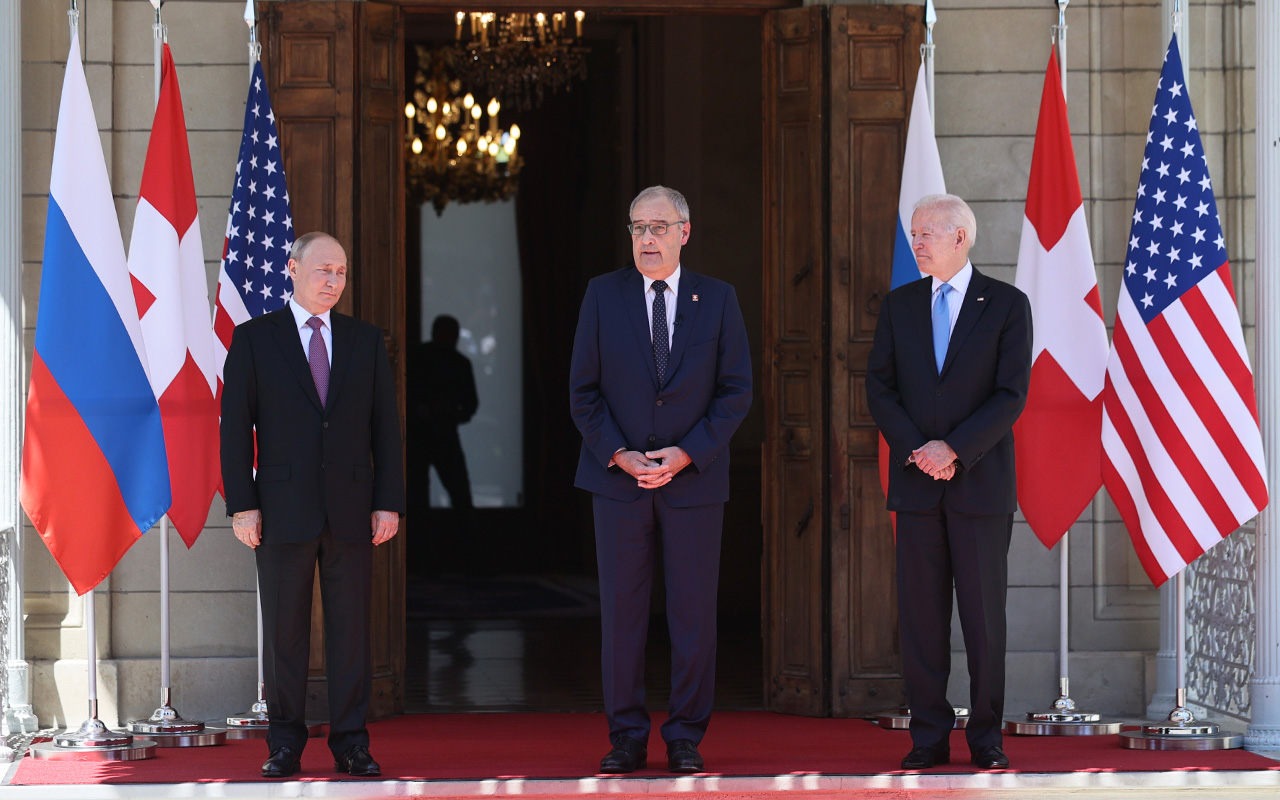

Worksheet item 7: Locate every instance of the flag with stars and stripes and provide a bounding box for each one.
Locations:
[213,61,293,396]
[1101,34,1267,587]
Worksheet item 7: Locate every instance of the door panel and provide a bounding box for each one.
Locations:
[263,0,406,721]
[828,3,922,717]
[762,5,825,717]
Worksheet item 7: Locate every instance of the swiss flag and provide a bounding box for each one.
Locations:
[126,44,220,546]
[1012,50,1109,548]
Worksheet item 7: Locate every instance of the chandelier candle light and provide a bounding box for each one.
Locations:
[405,45,523,213]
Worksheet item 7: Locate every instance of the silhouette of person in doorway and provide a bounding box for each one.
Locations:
[409,315,479,570]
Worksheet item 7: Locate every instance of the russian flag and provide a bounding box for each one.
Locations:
[21,32,171,595]
[128,44,220,547]
[890,62,947,291]
[880,60,946,505]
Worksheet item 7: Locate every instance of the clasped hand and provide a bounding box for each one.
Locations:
[908,440,958,481]
[615,447,692,489]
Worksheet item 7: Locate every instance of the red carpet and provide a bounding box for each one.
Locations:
[11,711,1278,785]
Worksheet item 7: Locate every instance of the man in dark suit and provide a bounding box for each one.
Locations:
[570,186,752,774]
[866,194,1032,771]
[222,231,404,779]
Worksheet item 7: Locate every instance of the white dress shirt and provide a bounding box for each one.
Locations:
[289,298,333,367]
[930,260,973,338]
[643,265,680,349]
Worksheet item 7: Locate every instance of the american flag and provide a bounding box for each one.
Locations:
[213,61,294,391]
[1101,34,1267,587]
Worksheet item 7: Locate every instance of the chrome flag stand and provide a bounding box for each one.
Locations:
[29,590,156,761]
[1120,572,1242,750]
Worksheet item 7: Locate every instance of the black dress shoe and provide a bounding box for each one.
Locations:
[900,745,949,770]
[666,739,704,773]
[261,746,301,778]
[335,745,382,776]
[970,745,1009,769]
[600,737,647,774]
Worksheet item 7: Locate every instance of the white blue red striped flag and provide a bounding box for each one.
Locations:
[21,32,171,595]
[881,60,946,508]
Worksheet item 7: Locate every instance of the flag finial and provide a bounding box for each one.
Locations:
[244,0,256,26]
[925,0,937,27]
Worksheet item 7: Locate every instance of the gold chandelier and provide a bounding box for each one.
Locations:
[447,11,589,112]
[405,46,523,214]
[404,11,588,214]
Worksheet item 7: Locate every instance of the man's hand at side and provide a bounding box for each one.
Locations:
[372,510,400,546]
[233,510,262,549]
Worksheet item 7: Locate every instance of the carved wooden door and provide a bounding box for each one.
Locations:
[763,3,920,717]
[263,0,406,721]
[827,3,922,716]
[761,5,826,717]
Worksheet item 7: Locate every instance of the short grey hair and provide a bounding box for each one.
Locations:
[912,194,977,248]
[629,185,690,223]
[290,231,341,265]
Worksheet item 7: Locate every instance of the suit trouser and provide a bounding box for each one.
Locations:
[896,505,1012,752]
[593,492,723,746]
[256,523,373,757]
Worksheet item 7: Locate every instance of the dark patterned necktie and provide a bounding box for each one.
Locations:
[651,279,669,385]
[306,316,330,407]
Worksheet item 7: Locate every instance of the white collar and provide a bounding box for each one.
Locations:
[643,264,681,294]
[289,298,332,329]
[931,261,973,296]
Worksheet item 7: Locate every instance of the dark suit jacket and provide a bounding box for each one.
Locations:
[221,307,406,542]
[866,268,1032,515]
[569,266,752,506]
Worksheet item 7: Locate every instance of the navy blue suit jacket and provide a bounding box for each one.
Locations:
[865,268,1032,515]
[569,266,752,506]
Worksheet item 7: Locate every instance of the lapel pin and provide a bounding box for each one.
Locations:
[691,294,699,302]
[977,297,985,302]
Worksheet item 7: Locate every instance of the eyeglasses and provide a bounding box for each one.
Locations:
[626,221,686,236]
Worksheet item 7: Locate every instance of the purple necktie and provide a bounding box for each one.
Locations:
[306,316,330,408]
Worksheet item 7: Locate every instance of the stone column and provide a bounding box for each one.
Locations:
[1,0,34,738]
[1246,0,1280,754]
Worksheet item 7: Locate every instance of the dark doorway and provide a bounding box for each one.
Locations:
[402,11,765,714]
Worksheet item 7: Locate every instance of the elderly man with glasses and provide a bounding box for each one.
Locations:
[569,185,752,775]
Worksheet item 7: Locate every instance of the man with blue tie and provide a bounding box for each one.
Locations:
[570,186,752,774]
[866,195,1033,771]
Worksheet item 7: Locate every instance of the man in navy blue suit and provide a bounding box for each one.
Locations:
[866,194,1032,772]
[570,186,752,775]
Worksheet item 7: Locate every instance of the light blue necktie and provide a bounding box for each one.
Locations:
[932,283,952,374]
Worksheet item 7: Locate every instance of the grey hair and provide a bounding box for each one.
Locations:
[912,194,978,248]
[290,231,341,265]
[629,185,690,223]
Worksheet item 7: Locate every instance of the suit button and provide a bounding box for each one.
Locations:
[656,400,663,406]
[648,435,656,443]
[935,391,942,397]
[323,421,329,428]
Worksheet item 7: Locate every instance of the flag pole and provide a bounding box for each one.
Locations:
[124,1,220,746]
[226,0,271,737]
[922,0,936,129]
[1005,0,1120,738]
[1118,6,1241,750]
